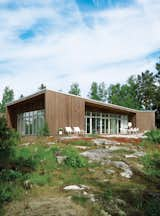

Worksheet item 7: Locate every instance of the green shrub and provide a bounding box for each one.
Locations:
[14,148,38,172]
[63,147,87,168]
[141,151,160,178]
[144,130,160,144]
[29,173,52,186]
[144,198,160,216]
[0,169,22,182]
[0,184,13,203]
[102,188,113,201]
[0,116,19,166]
[69,140,92,146]
[72,195,89,205]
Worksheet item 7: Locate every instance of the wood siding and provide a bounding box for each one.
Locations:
[45,91,85,135]
[136,111,155,132]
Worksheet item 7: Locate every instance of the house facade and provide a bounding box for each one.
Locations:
[6,89,155,136]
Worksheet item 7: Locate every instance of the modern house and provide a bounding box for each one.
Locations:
[6,89,155,136]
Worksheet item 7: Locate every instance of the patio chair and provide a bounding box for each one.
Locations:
[73,127,81,135]
[64,127,73,135]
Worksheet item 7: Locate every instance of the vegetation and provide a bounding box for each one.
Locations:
[144,130,160,144]
[38,122,50,136]
[68,82,81,96]
[0,86,14,113]
[88,81,107,102]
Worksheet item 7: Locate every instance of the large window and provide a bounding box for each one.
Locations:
[17,110,45,135]
[85,111,128,134]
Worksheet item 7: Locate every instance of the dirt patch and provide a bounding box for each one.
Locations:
[4,196,87,216]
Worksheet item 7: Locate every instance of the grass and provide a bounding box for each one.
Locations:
[72,195,89,206]
[67,140,92,146]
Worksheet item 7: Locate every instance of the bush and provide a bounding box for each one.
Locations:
[0,169,22,182]
[0,184,13,203]
[141,151,160,178]
[144,198,160,216]
[14,148,38,172]
[63,147,87,168]
[0,116,19,166]
[144,130,160,144]
[29,173,52,186]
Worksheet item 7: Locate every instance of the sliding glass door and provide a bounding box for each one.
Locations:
[17,110,45,136]
[85,111,128,134]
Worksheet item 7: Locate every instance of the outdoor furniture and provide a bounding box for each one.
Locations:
[73,127,81,134]
[64,127,73,134]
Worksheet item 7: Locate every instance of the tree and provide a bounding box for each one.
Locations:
[0,87,14,113]
[88,82,107,101]
[19,94,24,99]
[88,82,100,101]
[38,84,46,90]
[137,70,156,110]
[107,76,141,109]
[98,82,108,102]
[68,83,81,96]
[0,116,19,167]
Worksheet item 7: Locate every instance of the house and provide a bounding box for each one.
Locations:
[6,89,155,136]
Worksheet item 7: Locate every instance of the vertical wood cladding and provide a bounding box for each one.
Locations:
[136,111,155,132]
[45,91,85,135]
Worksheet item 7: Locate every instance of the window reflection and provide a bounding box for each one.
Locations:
[17,110,45,135]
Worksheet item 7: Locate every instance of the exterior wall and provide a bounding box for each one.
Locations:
[6,94,45,130]
[136,111,155,132]
[45,90,85,135]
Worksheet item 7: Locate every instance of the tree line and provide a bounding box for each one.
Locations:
[1,58,160,125]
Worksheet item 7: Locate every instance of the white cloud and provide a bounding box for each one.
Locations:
[0,0,160,100]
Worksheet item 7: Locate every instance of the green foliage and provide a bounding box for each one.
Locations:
[72,195,89,206]
[29,173,52,186]
[0,184,13,203]
[144,198,160,216]
[0,86,14,112]
[102,188,113,201]
[63,147,87,168]
[69,140,92,146]
[141,151,160,178]
[88,81,107,102]
[107,76,141,109]
[14,148,38,172]
[38,83,46,90]
[68,82,81,96]
[38,122,50,136]
[0,116,19,166]
[0,169,22,182]
[144,130,160,144]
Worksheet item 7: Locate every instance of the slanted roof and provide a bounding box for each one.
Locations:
[6,89,155,114]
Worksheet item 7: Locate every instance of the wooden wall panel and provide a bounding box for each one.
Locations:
[136,111,155,132]
[45,90,85,135]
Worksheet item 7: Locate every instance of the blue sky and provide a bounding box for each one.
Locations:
[0,0,160,99]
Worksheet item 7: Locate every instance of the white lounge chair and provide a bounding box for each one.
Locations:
[65,127,73,134]
[73,127,81,134]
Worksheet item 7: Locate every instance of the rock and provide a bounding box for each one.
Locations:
[56,156,67,164]
[112,161,133,178]
[100,210,112,216]
[120,169,133,178]
[64,185,89,191]
[74,146,88,150]
[47,142,55,145]
[125,151,145,158]
[88,168,95,172]
[93,139,120,146]
[83,191,88,195]
[23,180,32,190]
[80,149,112,161]
[104,169,115,175]
[21,142,30,146]
[88,194,95,202]
[108,146,130,152]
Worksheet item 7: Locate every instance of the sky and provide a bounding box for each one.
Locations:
[0,0,160,100]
